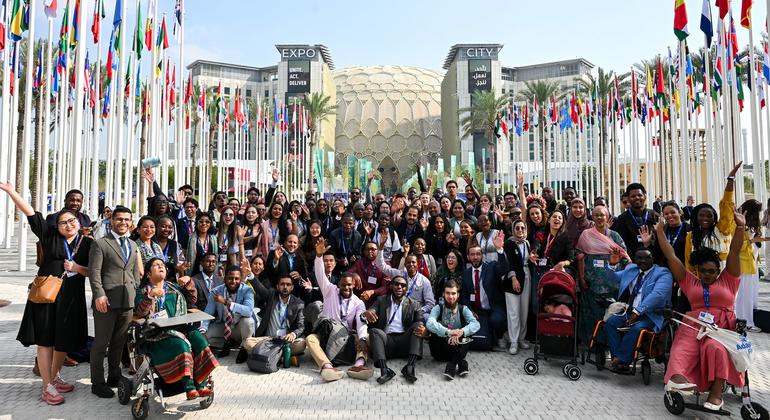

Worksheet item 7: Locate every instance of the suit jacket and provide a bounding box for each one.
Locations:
[461,251,510,310]
[175,216,195,251]
[88,234,141,310]
[328,227,364,267]
[202,282,255,330]
[191,272,223,311]
[251,276,305,338]
[503,239,532,295]
[612,264,673,332]
[367,294,423,332]
[265,250,320,302]
[612,208,660,259]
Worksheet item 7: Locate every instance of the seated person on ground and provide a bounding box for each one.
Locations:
[426,280,480,380]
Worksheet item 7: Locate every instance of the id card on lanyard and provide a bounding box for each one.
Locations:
[63,235,81,277]
[276,298,290,336]
[698,285,715,324]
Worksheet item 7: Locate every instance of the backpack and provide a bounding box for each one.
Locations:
[246,338,284,374]
[437,303,466,329]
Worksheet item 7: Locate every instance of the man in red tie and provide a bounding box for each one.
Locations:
[461,231,509,352]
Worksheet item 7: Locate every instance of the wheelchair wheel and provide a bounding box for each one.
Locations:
[117,377,133,405]
[641,361,651,386]
[566,365,581,381]
[200,379,214,409]
[595,347,606,371]
[664,392,685,416]
[741,402,769,420]
[523,358,538,375]
[131,396,149,420]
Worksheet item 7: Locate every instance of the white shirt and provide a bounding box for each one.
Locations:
[202,272,215,292]
[373,229,402,263]
[385,296,405,334]
[630,268,650,312]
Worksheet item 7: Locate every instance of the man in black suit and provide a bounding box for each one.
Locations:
[362,276,427,384]
[238,274,306,364]
[612,183,660,259]
[175,197,198,251]
[329,213,364,274]
[396,206,424,247]
[191,253,221,311]
[461,232,509,351]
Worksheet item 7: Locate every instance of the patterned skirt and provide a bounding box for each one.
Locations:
[143,326,219,385]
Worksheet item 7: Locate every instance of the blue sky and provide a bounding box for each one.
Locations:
[30,0,770,74]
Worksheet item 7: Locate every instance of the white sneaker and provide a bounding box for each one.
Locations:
[508,347,518,355]
[746,326,763,333]
[518,341,532,350]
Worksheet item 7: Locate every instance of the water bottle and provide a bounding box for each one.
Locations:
[142,156,161,169]
[282,343,292,368]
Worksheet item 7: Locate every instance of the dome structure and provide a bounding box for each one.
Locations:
[333,65,443,184]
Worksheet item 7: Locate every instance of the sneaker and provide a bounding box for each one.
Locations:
[496,338,508,350]
[443,363,456,380]
[746,326,763,333]
[508,347,518,355]
[63,356,79,367]
[320,367,344,382]
[41,384,64,406]
[518,341,532,350]
[91,383,115,398]
[346,366,374,380]
[52,376,74,393]
[457,360,469,377]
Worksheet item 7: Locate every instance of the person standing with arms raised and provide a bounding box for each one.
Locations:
[88,205,141,398]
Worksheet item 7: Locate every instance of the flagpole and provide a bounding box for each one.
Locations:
[746,19,764,204]
[6,47,20,249]
[90,0,102,217]
[0,3,14,245]
[39,17,54,215]
[69,0,86,190]
[176,1,184,189]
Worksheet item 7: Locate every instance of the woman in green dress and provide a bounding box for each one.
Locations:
[134,258,219,400]
[575,205,629,347]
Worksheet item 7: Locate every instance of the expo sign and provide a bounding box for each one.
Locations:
[281,48,317,59]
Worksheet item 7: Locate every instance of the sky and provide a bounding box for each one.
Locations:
[29,0,770,73]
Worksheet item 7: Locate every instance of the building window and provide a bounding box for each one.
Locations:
[246,89,252,97]
[502,88,506,94]
[264,90,270,98]
[224,87,231,95]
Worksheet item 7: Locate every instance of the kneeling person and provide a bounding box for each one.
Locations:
[426,280,480,380]
[239,265,306,364]
[305,239,372,382]
[202,266,256,357]
[362,276,428,384]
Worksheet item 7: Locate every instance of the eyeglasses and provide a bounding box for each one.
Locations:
[57,218,78,227]
[198,220,211,225]
[514,226,526,231]
[184,205,196,210]
[223,213,235,218]
[392,282,408,288]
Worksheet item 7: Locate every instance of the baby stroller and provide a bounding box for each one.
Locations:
[117,312,216,420]
[523,270,581,380]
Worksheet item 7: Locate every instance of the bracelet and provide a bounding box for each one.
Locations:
[736,225,746,229]
[726,176,736,181]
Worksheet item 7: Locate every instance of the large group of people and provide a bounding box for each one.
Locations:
[3,159,766,412]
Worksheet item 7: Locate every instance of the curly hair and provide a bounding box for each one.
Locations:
[739,199,762,232]
[689,246,721,270]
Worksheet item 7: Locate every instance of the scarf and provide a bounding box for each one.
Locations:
[576,226,630,261]
[565,198,592,247]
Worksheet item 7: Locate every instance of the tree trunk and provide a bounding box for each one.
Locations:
[207,127,215,198]
[190,123,198,193]
[139,115,147,214]
[32,92,43,209]
[15,106,25,206]
[541,119,550,189]
[485,128,495,191]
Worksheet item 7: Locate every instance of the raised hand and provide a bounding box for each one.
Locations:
[142,168,156,184]
[728,161,743,177]
[175,190,185,204]
[654,217,666,236]
[378,231,388,248]
[516,169,524,186]
[315,238,330,257]
[426,178,433,188]
[493,230,505,250]
[639,225,653,245]
[367,170,375,183]
[419,217,430,231]
[271,168,280,182]
[402,241,411,255]
[177,276,191,286]
[300,278,312,290]
[240,257,252,277]
[363,221,373,236]
[0,182,13,193]
[274,244,285,261]
[734,209,747,227]
[462,172,473,186]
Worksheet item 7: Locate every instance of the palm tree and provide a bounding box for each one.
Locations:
[459,90,509,186]
[301,92,336,192]
[516,80,564,187]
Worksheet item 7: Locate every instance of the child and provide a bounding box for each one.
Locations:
[543,298,572,318]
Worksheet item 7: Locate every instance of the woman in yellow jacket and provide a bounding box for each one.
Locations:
[683,162,756,277]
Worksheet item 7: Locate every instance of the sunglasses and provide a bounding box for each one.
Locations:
[392,282,408,288]
[514,226,526,231]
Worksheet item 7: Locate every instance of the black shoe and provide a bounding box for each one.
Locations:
[235,347,248,364]
[217,346,231,358]
[91,383,115,398]
[376,368,396,384]
[443,363,456,380]
[401,364,417,383]
[106,375,120,387]
[457,360,469,377]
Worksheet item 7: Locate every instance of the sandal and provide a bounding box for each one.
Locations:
[703,399,724,411]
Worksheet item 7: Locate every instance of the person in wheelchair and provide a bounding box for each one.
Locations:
[134,258,219,400]
[603,246,673,372]
[656,210,746,411]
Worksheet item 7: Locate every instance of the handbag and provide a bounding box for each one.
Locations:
[28,275,64,304]
[673,312,755,372]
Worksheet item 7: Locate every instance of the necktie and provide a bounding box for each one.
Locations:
[474,269,481,310]
[288,254,295,271]
[119,237,129,262]
[223,291,233,341]
[628,271,645,311]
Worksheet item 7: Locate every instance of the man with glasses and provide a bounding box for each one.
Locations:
[176,198,198,251]
[375,235,435,321]
[88,206,140,398]
[255,203,267,222]
[362,276,427,384]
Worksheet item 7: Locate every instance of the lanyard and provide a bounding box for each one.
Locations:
[480,231,492,251]
[341,233,352,256]
[387,299,402,326]
[278,298,290,329]
[160,241,171,262]
[667,224,684,246]
[339,298,351,321]
[63,234,81,261]
[627,209,649,227]
[543,233,556,257]
[703,285,711,312]
[418,256,425,273]
[406,274,419,297]
[445,305,458,329]
[198,235,209,253]
[364,262,374,278]
[324,217,331,232]
[269,223,279,243]
[158,281,167,311]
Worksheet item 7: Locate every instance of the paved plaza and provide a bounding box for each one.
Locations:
[0,234,768,420]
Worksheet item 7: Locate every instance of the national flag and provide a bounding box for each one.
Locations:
[113,0,123,26]
[523,101,530,132]
[674,0,689,41]
[184,72,192,104]
[124,57,131,101]
[70,0,80,48]
[9,0,23,41]
[156,16,168,49]
[646,64,654,98]
[144,1,154,52]
[656,58,666,103]
[550,95,557,124]
[570,93,579,123]
[170,68,176,108]
[759,71,766,108]
[740,0,752,28]
[532,94,539,127]
[494,113,504,138]
[34,46,44,90]
[0,23,6,52]
[173,0,183,42]
[197,83,205,117]
[764,41,770,82]
[102,80,112,118]
[134,0,144,58]
[700,0,713,46]
[45,0,58,19]
[105,27,115,81]
[716,0,729,19]
[135,60,141,97]
[90,0,101,43]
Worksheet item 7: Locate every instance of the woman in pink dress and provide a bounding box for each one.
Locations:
[656,209,746,411]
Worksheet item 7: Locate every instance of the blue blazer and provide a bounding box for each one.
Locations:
[612,264,673,332]
[461,252,509,310]
[202,282,256,331]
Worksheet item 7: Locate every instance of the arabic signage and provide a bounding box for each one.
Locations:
[468,59,491,93]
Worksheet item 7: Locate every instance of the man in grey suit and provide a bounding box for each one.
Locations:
[362,276,427,385]
[191,252,221,311]
[88,206,140,398]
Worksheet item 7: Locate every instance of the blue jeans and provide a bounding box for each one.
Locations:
[604,313,654,364]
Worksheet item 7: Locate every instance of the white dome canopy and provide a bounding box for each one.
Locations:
[333,65,444,178]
